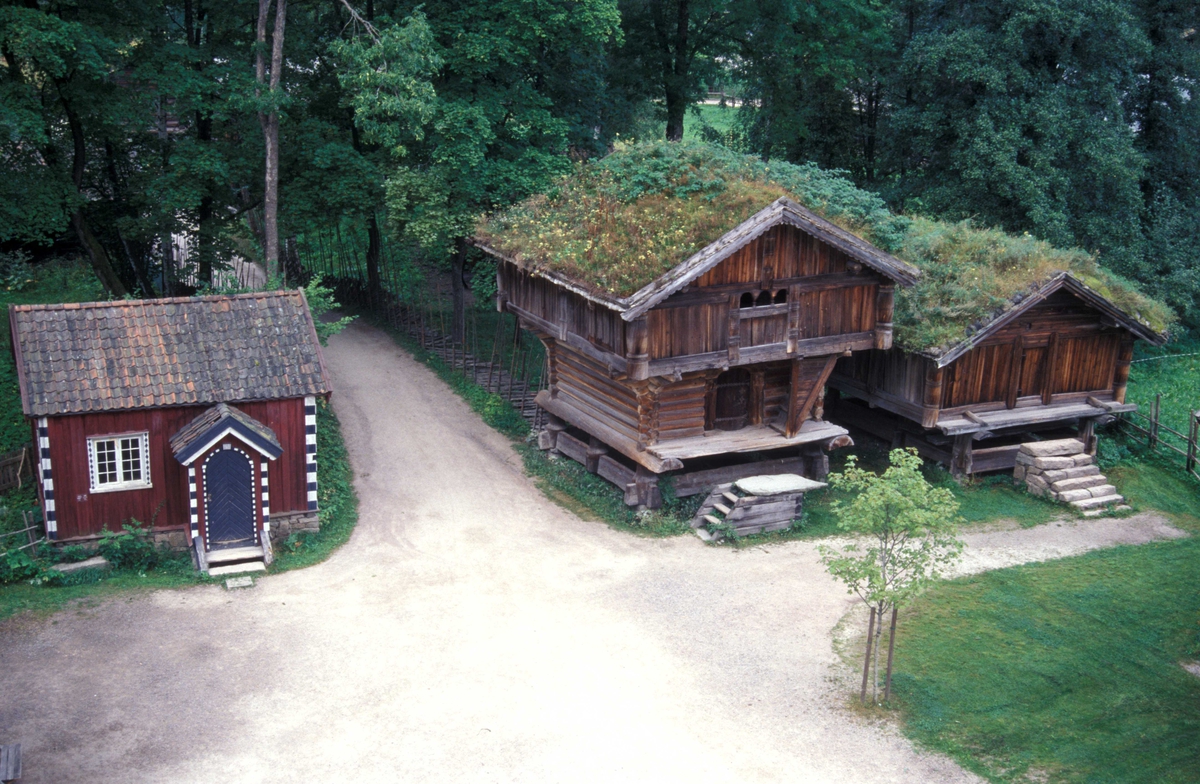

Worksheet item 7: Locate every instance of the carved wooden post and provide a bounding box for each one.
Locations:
[922,363,944,428]
[785,358,803,437]
[749,370,765,425]
[1079,418,1098,456]
[539,413,567,453]
[727,294,741,364]
[1042,332,1060,405]
[1005,335,1024,409]
[629,465,662,510]
[873,284,895,350]
[1113,336,1134,404]
[950,433,973,480]
[786,283,801,354]
[625,316,650,381]
[585,436,607,473]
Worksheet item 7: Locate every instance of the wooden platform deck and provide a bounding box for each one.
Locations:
[648,420,848,462]
[937,400,1136,436]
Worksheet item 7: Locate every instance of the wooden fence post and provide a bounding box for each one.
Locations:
[1188,411,1199,477]
[1150,393,1161,449]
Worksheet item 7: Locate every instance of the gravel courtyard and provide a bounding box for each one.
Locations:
[0,321,1184,783]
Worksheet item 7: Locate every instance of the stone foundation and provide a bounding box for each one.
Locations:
[268,510,321,544]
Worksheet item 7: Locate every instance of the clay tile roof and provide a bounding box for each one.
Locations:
[9,291,331,417]
[169,402,283,465]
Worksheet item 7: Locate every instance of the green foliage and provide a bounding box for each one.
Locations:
[819,449,964,610]
[97,522,163,573]
[0,547,59,586]
[331,12,440,158]
[896,217,1175,354]
[270,400,359,571]
[302,275,355,345]
[892,537,1200,783]
[478,140,909,297]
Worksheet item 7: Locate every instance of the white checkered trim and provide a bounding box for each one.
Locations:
[304,396,318,511]
[37,417,56,538]
[188,466,199,539]
[261,461,271,534]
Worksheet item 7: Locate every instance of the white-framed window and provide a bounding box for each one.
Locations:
[87,432,151,492]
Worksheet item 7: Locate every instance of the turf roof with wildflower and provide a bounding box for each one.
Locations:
[476,142,1174,354]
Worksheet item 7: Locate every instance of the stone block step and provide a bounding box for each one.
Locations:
[207,545,265,565]
[1050,475,1108,493]
[208,561,267,577]
[1020,438,1085,457]
[1072,454,1095,467]
[1056,488,1095,503]
[1088,484,1118,498]
[1069,494,1125,511]
[694,528,715,542]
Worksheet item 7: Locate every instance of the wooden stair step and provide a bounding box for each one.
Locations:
[721,492,739,504]
[206,545,265,565]
[208,561,267,577]
[713,503,732,516]
[702,514,723,527]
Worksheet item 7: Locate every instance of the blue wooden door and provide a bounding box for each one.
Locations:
[205,449,256,548]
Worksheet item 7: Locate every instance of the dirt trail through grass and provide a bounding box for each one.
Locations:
[0,321,1183,784]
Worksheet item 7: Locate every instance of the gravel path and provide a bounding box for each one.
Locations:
[0,321,1185,783]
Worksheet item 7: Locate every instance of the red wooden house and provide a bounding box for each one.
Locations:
[9,291,330,574]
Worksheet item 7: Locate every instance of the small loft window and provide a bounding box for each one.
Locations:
[755,290,772,306]
[740,292,754,308]
[773,289,788,304]
[88,432,151,493]
[740,289,788,308]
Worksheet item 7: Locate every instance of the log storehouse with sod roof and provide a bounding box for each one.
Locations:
[9,291,331,576]
[475,144,920,512]
[828,272,1167,486]
[476,143,1174,521]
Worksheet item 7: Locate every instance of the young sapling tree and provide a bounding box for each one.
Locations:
[819,448,963,704]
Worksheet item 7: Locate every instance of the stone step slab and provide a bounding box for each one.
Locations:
[1072,454,1095,467]
[208,561,267,577]
[1056,488,1096,503]
[1016,454,1077,470]
[1069,494,1125,510]
[1062,465,1101,479]
[1050,475,1109,493]
[1088,484,1118,498]
[1019,438,1085,458]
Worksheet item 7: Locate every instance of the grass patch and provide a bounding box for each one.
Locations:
[1125,336,1200,435]
[268,400,360,570]
[891,536,1200,783]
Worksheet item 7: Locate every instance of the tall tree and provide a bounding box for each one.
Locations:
[256,0,287,280]
[617,0,733,140]
[888,0,1148,273]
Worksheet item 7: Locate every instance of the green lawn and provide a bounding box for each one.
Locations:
[892,533,1200,784]
[890,445,1200,782]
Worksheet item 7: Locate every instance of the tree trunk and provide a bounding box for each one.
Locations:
[71,210,128,296]
[884,606,898,702]
[451,237,467,344]
[366,212,382,306]
[860,605,876,705]
[59,89,128,297]
[663,0,690,141]
[873,602,885,703]
[257,0,287,281]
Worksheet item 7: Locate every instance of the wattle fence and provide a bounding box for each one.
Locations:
[1117,394,1200,481]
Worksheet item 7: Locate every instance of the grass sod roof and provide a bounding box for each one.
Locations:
[476,142,1174,356]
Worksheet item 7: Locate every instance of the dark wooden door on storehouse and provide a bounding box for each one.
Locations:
[205,448,256,549]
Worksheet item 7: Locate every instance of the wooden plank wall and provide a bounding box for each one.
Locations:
[834,289,1127,419]
[499,263,626,353]
[694,224,846,284]
[44,398,309,540]
[554,346,641,443]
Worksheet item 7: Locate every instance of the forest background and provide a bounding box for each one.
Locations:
[1,0,1197,333]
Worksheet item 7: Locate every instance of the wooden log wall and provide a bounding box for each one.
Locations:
[553,345,641,443]
[646,224,881,361]
[499,263,626,354]
[832,289,1131,425]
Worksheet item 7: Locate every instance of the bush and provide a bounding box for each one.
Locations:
[97,522,162,572]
